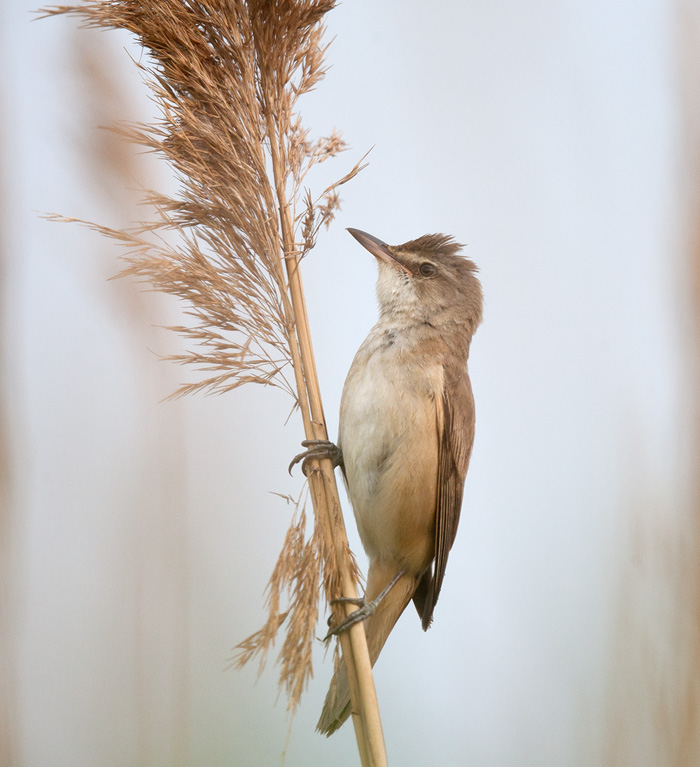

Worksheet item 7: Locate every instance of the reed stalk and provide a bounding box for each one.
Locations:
[269,126,386,766]
[42,1,386,763]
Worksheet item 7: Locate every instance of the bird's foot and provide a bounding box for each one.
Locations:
[288,440,343,476]
[323,597,378,640]
[331,596,365,607]
[323,569,406,640]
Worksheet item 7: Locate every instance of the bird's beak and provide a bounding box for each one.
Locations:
[347,228,413,275]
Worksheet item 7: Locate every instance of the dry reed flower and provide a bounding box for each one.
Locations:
[41,1,384,760]
[43,0,363,401]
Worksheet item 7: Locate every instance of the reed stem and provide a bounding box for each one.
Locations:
[267,112,387,766]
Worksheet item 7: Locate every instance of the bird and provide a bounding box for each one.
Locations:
[298,228,483,735]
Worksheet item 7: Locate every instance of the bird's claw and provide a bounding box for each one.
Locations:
[331,596,365,607]
[288,440,343,476]
[323,598,378,640]
[322,568,405,640]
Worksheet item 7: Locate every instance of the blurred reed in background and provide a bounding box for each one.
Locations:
[604,5,700,765]
[0,77,18,767]
[69,27,190,764]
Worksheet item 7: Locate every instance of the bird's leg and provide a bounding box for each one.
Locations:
[288,439,343,476]
[323,569,405,640]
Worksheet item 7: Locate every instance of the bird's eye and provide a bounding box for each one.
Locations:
[418,262,437,277]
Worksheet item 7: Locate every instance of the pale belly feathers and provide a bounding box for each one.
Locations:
[338,327,444,575]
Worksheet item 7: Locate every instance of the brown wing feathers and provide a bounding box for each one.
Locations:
[413,366,474,630]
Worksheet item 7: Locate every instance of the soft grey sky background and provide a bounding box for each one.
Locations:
[2,1,698,766]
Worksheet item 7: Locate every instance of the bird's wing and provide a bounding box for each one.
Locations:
[415,363,475,630]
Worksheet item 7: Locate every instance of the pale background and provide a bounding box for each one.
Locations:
[2,1,699,766]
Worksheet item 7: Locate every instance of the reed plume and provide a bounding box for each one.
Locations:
[42,1,386,763]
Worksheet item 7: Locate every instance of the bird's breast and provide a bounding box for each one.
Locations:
[338,326,444,573]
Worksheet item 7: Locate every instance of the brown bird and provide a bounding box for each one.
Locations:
[309,228,483,735]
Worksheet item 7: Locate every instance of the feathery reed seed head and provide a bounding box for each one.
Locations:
[43,0,365,718]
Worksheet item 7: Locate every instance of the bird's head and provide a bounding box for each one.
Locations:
[347,228,483,334]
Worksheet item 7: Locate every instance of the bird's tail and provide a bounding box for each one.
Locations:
[316,566,416,736]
